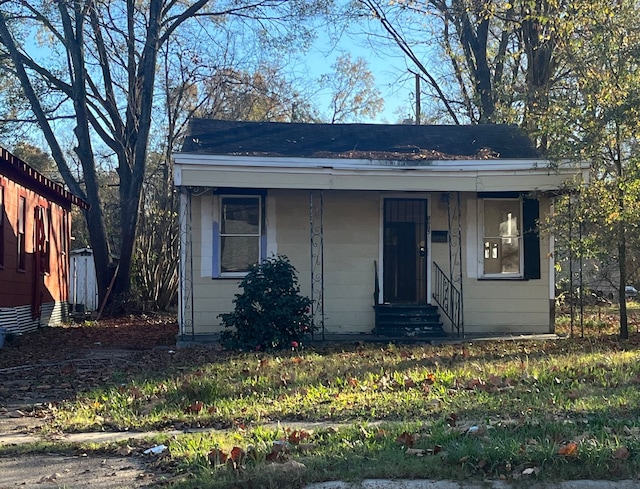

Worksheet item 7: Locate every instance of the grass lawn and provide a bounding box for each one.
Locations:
[6,308,640,488]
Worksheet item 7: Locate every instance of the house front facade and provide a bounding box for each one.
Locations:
[0,147,89,333]
[174,120,588,341]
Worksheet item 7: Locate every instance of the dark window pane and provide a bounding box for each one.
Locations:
[221,197,259,234]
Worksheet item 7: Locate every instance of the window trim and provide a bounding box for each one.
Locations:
[214,194,263,278]
[0,183,4,269]
[61,209,69,256]
[17,194,26,271]
[478,197,524,279]
[34,204,51,275]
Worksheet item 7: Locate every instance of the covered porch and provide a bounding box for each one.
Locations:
[173,120,589,342]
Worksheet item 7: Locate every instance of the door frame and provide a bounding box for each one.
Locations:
[378,193,432,305]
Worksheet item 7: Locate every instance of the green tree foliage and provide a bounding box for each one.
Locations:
[548,0,640,339]
[319,53,384,123]
[0,0,328,306]
[11,142,56,173]
[130,152,179,311]
[220,256,313,350]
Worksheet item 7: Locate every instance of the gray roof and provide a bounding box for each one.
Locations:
[181,119,540,160]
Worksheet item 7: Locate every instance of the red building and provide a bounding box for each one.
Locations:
[0,147,88,333]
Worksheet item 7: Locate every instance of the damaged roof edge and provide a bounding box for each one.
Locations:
[173,152,588,173]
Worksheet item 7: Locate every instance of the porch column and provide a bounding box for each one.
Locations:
[309,191,325,340]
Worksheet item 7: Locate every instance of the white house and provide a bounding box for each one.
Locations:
[173,119,588,341]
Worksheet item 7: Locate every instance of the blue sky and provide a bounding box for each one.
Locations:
[290,16,418,124]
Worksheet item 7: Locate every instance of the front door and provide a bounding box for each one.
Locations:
[383,198,428,303]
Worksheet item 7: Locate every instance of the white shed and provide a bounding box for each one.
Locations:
[69,248,98,313]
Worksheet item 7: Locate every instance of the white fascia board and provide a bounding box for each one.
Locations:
[174,152,589,173]
[176,166,583,193]
[172,153,589,191]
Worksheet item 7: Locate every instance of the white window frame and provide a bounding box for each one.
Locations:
[218,195,262,278]
[478,197,524,279]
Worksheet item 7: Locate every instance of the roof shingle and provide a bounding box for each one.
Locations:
[181,119,540,160]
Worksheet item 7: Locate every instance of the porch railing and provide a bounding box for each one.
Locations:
[432,261,462,336]
[373,260,380,305]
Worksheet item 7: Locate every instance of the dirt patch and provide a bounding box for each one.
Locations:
[0,315,178,407]
[0,314,178,369]
[0,453,170,488]
[0,315,181,488]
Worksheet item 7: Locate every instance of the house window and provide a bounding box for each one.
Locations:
[0,185,4,268]
[35,206,50,274]
[18,196,26,270]
[479,195,541,280]
[61,209,68,255]
[481,198,523,277]
[218,196,262,276]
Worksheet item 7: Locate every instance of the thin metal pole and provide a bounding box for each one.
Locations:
[309,192,325,341]
[568,195,574,337]
[189,191,194,339]
[457,192,464,337]
[579,214,584,338]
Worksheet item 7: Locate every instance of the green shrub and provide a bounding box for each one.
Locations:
[220,255,313,350]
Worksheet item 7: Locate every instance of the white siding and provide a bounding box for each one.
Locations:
[183,189,554,337]
[186,190,381,335]
[461,194,552,334]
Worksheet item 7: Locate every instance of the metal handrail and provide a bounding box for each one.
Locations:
[373,260,380,305]
[432,261,462,336]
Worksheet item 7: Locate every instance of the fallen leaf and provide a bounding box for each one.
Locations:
[265,460,306,473]
[428,398,442,408]
[288,429,311,445]
[39,473,61,483]
[184,401,203,414]
[348,377,359,387]
[396,431,417,447]
[116,446,133,457]
[446,413,458,427]
[613,447,630,460]
[404,378,416,388]
[60,363,75,375]
[208,448,228,465]
[230,446,245,462]
[558,442,578,457]
[375,429,387,439]
[405,448,427,456]
[266,441,290,462]
[297,443,316,452]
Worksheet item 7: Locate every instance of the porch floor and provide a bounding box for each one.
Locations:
[309,332,560,345]
[176,332,561,348]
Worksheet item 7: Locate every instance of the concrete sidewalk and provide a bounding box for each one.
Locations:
[306,482,640,488]
[2,418,638,489]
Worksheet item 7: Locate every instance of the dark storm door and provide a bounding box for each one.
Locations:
[383,198,428,303]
